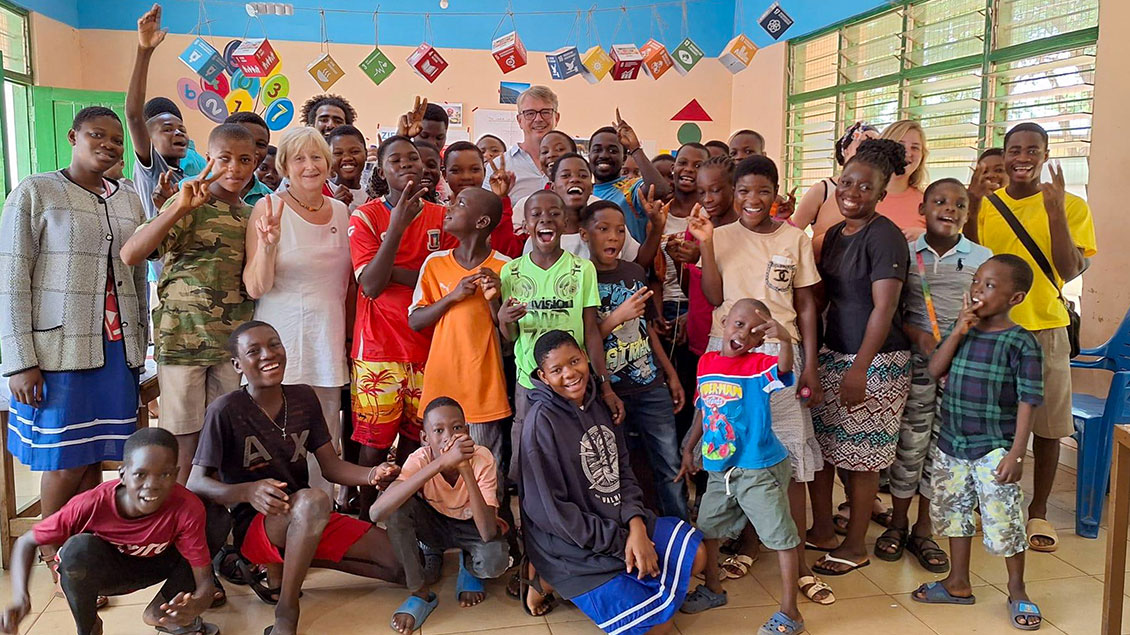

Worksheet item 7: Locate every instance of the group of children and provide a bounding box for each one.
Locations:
[0,5,1100,635]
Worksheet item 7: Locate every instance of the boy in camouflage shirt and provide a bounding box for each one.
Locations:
[121,124,258,484]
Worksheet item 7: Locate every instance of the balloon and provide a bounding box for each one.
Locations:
[198,90,229,123]
[200,73,230,99]
[225,88,254,114]
[230,69,261,99]
[176,78,200,110]
[264,98,295,131]
[261,74,289,105]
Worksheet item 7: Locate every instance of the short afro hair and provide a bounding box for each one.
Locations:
[1003,122,1049,151]
[301,94,357,127]
[208,123,256,148]
[123,427,179,462]
[533,329,584,371]
[987,254,1034,294]
[978,147,1004,161]
[326,124,366,146]
[225,111,269,132]
[579,199,623,226]
[548,152,589,181]
[143,97,182,122]
[922,177,966,201]
[705,140,730,154]
[227,319,278,356]
[733,155,778,190]
[423,102,449,127]
[442,140,483,170]
[72,106,120,131]
[422,396,464,423]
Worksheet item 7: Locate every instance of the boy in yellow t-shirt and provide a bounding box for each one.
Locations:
[966,121,1097,551]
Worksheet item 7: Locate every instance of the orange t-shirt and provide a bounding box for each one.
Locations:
[409,249,512,423]
[876,187,926,233]
[397,444,499,520]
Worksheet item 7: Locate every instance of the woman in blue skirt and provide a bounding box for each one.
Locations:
[519,330,706,634]
[0,107,147,585]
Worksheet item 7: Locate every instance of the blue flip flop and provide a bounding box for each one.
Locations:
[456,555,486,603]
[390,592,438,633]
[1009,599,1042,630]
[911,581,976,605]
[758,610,805,635]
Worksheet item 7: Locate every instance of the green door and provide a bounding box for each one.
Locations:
[30,87,132,175]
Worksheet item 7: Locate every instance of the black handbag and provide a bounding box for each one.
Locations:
[987,193,1081,357]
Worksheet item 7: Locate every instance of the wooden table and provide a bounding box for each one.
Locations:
[1103,424,1130,633]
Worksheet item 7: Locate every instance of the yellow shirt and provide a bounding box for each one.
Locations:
[978,189,1096,331]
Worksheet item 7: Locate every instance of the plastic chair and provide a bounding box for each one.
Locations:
[1071,371,1130,538]
[1072,307,1130,373]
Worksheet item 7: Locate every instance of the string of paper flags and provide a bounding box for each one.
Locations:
[174,0,795,127]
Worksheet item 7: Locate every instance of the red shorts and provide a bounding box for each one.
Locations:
[240,512,371,565]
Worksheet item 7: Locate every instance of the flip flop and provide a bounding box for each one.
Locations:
[1009,598,1042,630]
[1026,518,1059,553]
[911,582,975,605]
[155,616,221,634]
[390,592,438,633]
[720,554,756,579]
[455,556,486,603]
[758,610,805,635]
[517,556,557,617]
[797,575,835,605]
[804,541,834,553]
[680,584,728,614]
[906,534,950,573]
[811,555,870,577]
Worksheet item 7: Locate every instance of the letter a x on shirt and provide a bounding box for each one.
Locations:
[501,250,599,389]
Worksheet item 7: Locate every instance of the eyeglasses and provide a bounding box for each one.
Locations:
[519,108,556,121]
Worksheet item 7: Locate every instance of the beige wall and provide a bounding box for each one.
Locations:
[730,42,787,168]
[30,12,84,90]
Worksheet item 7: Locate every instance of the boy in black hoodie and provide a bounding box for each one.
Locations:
[519,330,705,635]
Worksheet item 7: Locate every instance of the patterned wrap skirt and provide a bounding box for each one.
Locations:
[811,347,912,471]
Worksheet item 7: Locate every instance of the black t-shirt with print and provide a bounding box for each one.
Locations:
[596,260,662,396]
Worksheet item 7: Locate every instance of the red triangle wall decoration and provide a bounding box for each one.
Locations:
[671,99,712,122]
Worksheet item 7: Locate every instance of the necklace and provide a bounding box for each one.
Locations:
[287,190,324,213]
[245,387,288,439]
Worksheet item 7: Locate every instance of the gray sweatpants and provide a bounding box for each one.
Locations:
[888,353,943,500]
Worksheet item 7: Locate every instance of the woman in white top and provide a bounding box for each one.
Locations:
[243,126,352,495]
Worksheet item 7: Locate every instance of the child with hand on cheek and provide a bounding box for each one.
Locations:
[518,330,706,633]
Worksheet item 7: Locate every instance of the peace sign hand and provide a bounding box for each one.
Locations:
[614,109,641,154]
[640,185,669,233]
[1041,161,1067,217]
[397,96,428,138]
[752,308,790,344]
[775,187,798,220]
[153,169,180,210]
[968,163,991,199]
[685,203,713,243]
[389,180,428,230]
[170,158,219,217]
[137,4,168,50]
[256,196,282,246]
[488,155,515,198]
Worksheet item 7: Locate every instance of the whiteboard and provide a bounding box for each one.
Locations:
[472,108,523,147]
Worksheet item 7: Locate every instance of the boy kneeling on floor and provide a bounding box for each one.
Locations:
[370,397,510,633]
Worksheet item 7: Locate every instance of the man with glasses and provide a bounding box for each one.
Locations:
[486,85,561,202]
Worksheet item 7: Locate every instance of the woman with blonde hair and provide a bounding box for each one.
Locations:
[243,126,352,495]
[878,119,929,239]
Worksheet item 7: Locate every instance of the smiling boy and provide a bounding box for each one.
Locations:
[589,112,672,243]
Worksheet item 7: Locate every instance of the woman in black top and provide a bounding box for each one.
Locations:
[807,140,913,576]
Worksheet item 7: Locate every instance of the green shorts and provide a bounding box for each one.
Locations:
[696,458,799,551]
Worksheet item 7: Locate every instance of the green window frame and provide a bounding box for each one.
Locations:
[785,0,1098,196]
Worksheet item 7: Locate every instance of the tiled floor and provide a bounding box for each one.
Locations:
[3,464,1125,634]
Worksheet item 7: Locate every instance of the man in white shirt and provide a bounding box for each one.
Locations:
[486,85,560,202]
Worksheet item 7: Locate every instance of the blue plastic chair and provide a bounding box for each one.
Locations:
[1072,307,1130,373]
[1071,371,1130,538]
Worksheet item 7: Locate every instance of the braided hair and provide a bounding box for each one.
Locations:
[845,138,908,188]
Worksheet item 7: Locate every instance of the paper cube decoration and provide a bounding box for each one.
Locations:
[546,46,582,80]
[231,38,280,78]
[639,39,675,79]
[491,31,528,74]
[179,38,226,84]
[759,2,795,40]
[359,47,396,86]
[407,43,449,83]
[579,45,613,84]
[307,53,345,90]
[609,44,644,81]
[671,37,705,75]
[719,34,757,73]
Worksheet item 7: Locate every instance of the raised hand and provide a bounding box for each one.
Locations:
[488,155,515,198]
[1041,161,1067,216]
[957,292,982,335]
[665,234,700,265]
[967,163,991,199]
[685,204,713,243]
[612,286,653,325]
[332,183,354,207]
[137,4,168,50]
[153,169,180,209]
[389,180,428,230]
[255,195,282,246]
[752,308,790,343]
[640,185,669,233]
[498,297,527,325]
[172,158,220,216]
[614,108,641,153]
[775,187,798,220]
[397,96,428,138]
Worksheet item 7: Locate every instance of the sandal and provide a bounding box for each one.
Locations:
[911,581,975,605]
[389,592,438,633]
[906,534,950,573]
[455,556,485,603]
[832,502,850,536]
[155,616,221,634]
[720,554,756,579]
[797,575,835,605]
[213,545,260,586]
[210,574,227,609]
[237,560,300,606]
[680,584,728,614]
[811,555,870,577]
[871,507,893,528]
[517,556,557,617]
[874,527,908,562]
[1026,518,1059,553]
[1009,598,1042,630]
[758,610,805,635]
[804,541,834,553]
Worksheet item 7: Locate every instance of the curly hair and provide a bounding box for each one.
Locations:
[301,94,357,127]
[847,138,908,187]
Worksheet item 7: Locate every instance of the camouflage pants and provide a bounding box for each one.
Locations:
[888,354,942,500]
[930,447,1027,557]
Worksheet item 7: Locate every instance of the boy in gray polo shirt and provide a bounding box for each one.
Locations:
[877,178,991,572]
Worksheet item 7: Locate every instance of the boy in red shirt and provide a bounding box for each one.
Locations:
[0,428,220,635]
[349,135,457,510]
